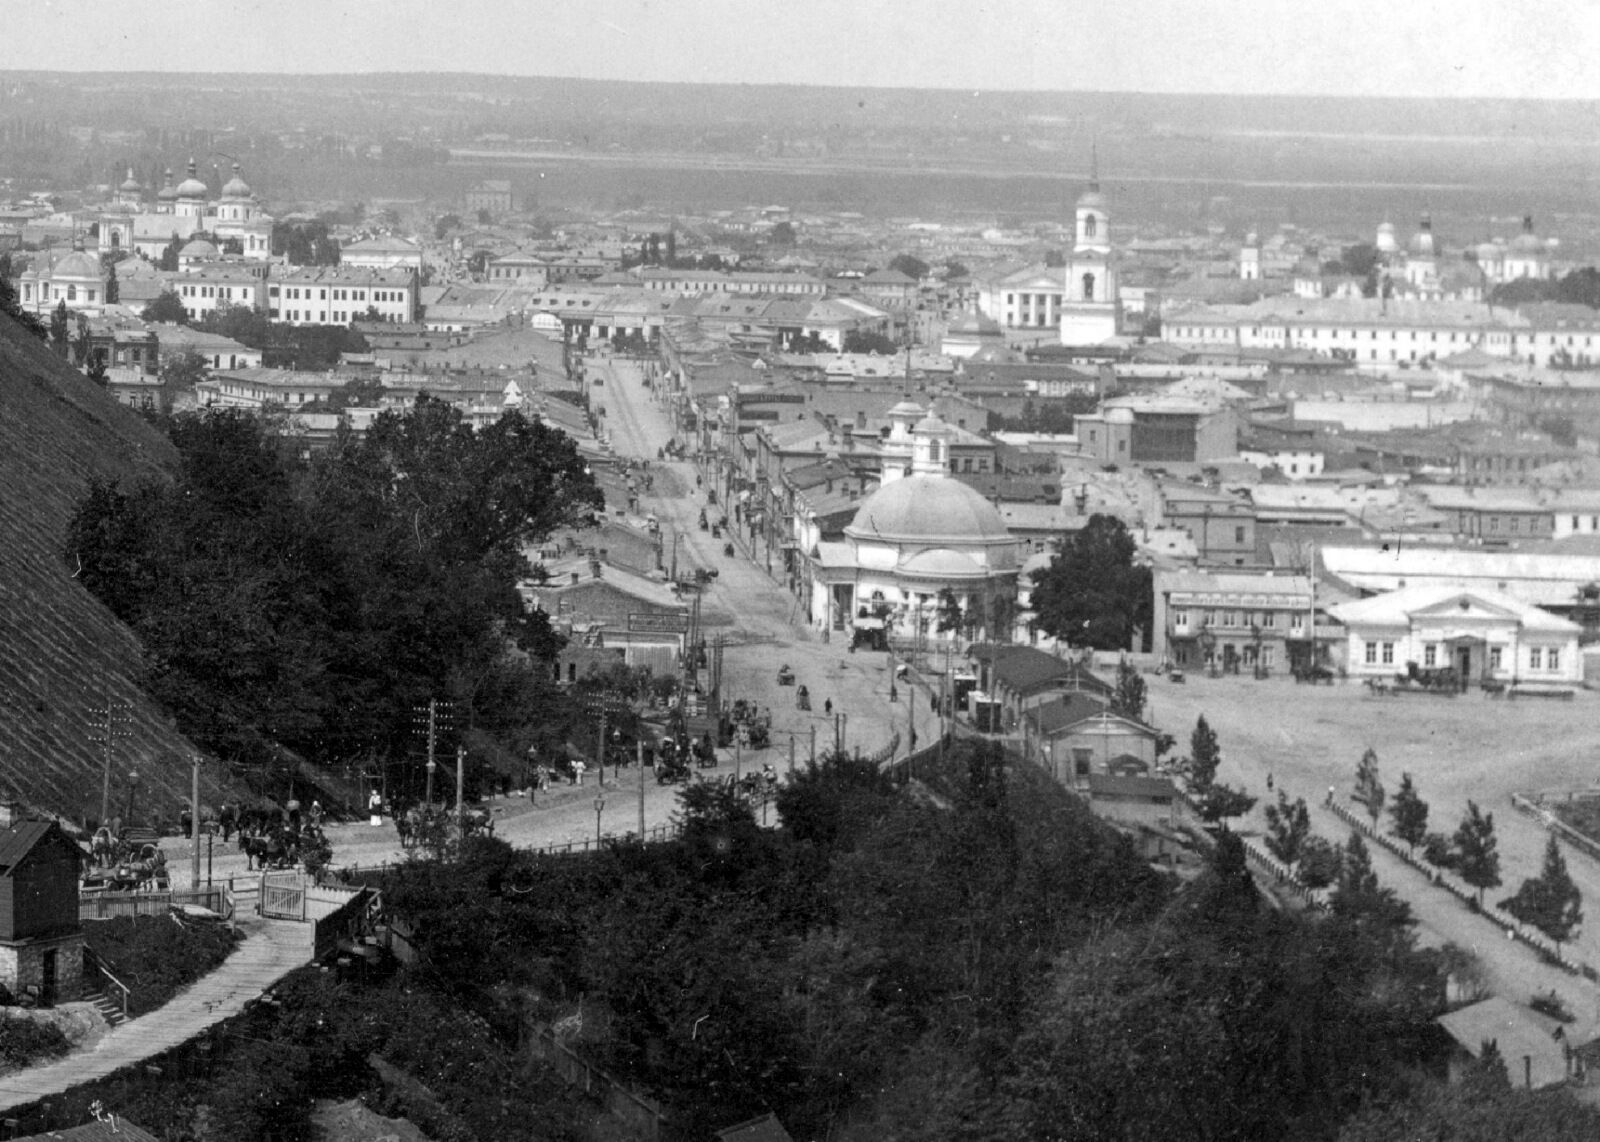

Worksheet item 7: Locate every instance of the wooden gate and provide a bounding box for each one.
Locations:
[260,871,307,920]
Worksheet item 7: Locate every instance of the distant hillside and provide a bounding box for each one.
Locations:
[0,313,231,827]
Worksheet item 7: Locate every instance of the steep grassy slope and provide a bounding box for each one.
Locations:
[0,312,232,825]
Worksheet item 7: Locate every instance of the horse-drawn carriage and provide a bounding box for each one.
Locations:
[394,803,496,851]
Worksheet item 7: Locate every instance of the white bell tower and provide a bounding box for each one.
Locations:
[1060,147,1121,346]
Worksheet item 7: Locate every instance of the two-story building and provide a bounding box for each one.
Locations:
[1152,569,1315,675]
[267,266,417,326]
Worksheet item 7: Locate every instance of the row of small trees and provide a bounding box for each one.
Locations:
[1267,747,1584,949]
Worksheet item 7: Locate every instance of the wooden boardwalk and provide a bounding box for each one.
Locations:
[0,914,311,1111]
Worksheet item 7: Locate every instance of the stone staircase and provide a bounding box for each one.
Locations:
[82,987,128,1028]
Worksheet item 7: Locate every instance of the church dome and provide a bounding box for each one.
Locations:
[845,474,1012,545]
[175,159,208,199]
[180,238,218,259]
[1476,241,1502,262]
[156,170,179,201]
[53,250,102,279]
[119,168,141,193]
[221,164,252,199]
[1077,188,1106,211]
[945,312,1003,337]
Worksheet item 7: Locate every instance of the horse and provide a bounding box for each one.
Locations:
[240,828,292,871]
[90,827,119,868]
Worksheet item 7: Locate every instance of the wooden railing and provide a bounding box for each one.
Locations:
[82,946,130,1022]
[80,884,231,922]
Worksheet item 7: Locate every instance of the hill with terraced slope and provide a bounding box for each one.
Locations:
[0,312,233,826]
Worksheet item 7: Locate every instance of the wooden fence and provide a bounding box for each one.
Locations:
[1328,795,1599,981]
[80,884,231,922]
[527,1022,665,1142]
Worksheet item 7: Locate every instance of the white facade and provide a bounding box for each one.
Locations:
[1330,585,1581,686]
[268,266,417,325]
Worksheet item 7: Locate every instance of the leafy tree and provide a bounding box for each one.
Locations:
[1188,714,1220,789]
[86,352,109,388]
[141,289,189,325]
[1453,801,1502,906]
[1043,249,1066,267]
[0,252,47,340]
[1030,513,1152,651]
[1354,747,1384,827]
[768,220,796,246]
[1108,660,1146,722]
[1198,783,1257,825]
[50,299,69,355]
[841,329,900,355]
[1422,831,1458,870]
[1389,771,1429,851]
[104,258,118,304]
[1501,833,1583,946]
[1298,835,1342,889]
[887,253,929,280]
[434,213,462,239]
[1264,792,1311,865]
[935,586,964,635]
[157,235,181,271]
[159,347,210,397]
[943,260,968,279]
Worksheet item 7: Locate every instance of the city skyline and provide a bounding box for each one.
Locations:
[2,0,1597,102]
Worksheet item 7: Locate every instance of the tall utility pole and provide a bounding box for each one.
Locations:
[596,705,609,789]
[637,741,646,837]
[455,744,466,834]
[90,695,131,828]
[190,755,202,891]
[417,699,449,806]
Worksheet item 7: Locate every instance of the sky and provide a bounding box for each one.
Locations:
[4,0,1599,100]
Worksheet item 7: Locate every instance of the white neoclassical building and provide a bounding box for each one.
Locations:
[1329,584,1581,688]
[804,403,1023,646]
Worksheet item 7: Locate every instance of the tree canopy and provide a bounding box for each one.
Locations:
[66,398,601,791]
[141,289,189,325]
[1029,513,1152,651]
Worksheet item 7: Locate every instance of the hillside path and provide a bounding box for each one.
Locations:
[0,913,308,1111]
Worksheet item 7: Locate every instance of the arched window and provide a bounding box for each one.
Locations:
[1081,272,1096,300]
[928,439,942,462]
[67,284,77,301]
[1084,213,1097,239]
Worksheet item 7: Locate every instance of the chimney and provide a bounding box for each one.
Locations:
[590,558,602,579]
[570,571,580,585]
[0,799,24,827]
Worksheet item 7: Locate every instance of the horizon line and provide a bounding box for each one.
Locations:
[2,68,1597,104]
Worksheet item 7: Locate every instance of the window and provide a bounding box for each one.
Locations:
[1203,610,1217,627]
[1173,609,1189,629]
[1530,647,1543,670]
[1423,643,1436,667]
[1364,641,1377,665]
[1381,642,1395,665]
[1222,611,1237,628]
[1261,646,1275,669]
[1261,611,1276,628]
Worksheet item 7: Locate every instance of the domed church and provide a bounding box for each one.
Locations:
[803,403,1023,644]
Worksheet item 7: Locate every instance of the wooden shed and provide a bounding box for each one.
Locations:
[0,808,85,1004]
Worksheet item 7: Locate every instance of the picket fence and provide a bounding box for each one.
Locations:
[1326,796,1598,982]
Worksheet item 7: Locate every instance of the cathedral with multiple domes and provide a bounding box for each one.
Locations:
[99,158,274,262]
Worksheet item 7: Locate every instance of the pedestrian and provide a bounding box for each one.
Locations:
[572,759,586,787]
[824,698,833,716]
[368,789,383,826]
[1266,773,1274,792]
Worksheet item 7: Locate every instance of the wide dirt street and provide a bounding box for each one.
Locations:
[1148,672,1600,1033]
[163,343,919,883]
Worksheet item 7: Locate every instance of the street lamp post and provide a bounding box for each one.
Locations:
[593,795,605,846]
[612,729,623,782]
[125,769,140,826]
[425,756,437,807]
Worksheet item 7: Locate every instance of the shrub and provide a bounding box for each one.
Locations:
[1422,831,1458,869]
[85,915,239,1015]
[0,1013,71,1071]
